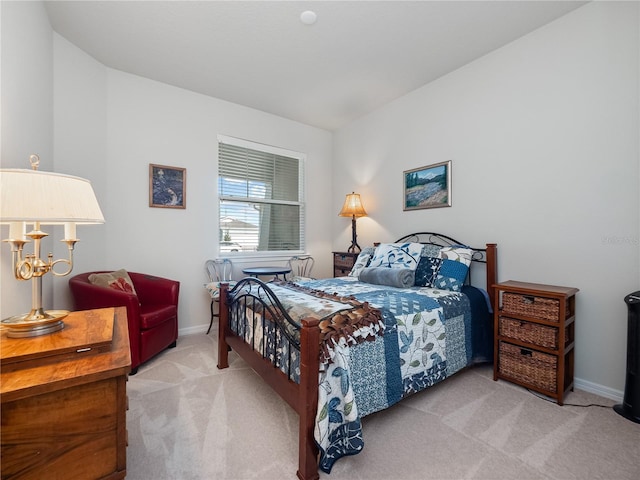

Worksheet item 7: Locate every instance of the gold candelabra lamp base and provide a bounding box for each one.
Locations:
[1,311,68,338]
[1,226,76,338]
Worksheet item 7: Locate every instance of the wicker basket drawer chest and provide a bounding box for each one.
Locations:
[493,280,579,405]
[333,251,358,277]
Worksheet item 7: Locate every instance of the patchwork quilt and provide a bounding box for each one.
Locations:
[229,276,491,473]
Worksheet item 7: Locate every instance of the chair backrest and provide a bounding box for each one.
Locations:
[288,255,314,278]
[205,258,233,282]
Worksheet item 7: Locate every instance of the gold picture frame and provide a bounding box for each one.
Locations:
[403,160,452,210]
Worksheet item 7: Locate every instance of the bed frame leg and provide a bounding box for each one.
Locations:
[485,243,498,307]
[297,318,321,480]
[217,282,230,370]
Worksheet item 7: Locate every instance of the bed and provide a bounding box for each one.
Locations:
[217,233,497,480]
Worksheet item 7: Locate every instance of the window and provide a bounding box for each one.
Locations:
[218,136,305,255]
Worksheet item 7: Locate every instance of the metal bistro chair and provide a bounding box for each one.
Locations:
[204,258,235,334]
[287,255,315,280]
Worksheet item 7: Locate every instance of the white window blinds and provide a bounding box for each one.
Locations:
[218,137,305,253]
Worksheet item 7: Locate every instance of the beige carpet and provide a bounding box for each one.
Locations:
[126,334,639,480]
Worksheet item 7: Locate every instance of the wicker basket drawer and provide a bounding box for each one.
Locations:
[502,292,568,322]
[498,341,557,392]
[334,253,356,268]
[499,316,562,349]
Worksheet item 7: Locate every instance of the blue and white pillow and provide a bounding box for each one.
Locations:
[415,245,473,291]
[367,242,423,270]
[414,256,442,287]
[348,247,376,277]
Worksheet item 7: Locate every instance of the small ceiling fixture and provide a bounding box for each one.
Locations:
[300,10,317,26]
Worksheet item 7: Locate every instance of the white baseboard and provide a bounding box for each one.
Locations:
[574,376,623,403]
[179,324,210,336]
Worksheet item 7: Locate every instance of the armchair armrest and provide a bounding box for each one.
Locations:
[129,273,180,307]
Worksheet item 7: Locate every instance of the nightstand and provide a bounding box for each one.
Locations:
[493,280,579,405]
[332,251,358,277]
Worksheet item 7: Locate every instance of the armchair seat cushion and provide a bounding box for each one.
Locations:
[140,304,177,330]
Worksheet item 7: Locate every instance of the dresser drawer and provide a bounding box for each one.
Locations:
[333,253,356,268]
[499,316,566,350]
[498,341,557,393]
[502,292,568,322]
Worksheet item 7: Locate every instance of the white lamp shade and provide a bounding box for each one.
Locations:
[0,169,105,224]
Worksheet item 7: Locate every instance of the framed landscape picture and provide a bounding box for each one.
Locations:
[149,164,186,209]
[403,160,451,211]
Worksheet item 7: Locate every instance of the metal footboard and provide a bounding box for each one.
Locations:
[226,277,303,382]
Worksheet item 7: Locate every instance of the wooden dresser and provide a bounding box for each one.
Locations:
[1,307,131,480]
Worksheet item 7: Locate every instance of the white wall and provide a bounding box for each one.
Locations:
[53,65,333,334]
[0,0,54,319]
[51,33,108,309]
[333,2,639,396]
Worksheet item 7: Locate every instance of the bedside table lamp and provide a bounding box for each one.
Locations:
[338,192,367,253]
[0,155,105,337]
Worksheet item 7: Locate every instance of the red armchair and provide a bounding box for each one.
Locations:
[69,271,179,374]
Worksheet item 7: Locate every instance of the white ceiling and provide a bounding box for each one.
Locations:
[45,0,587,131]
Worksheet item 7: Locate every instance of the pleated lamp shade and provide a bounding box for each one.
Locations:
[0,169,104,225]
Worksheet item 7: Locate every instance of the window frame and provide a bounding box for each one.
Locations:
[217,135,306,258]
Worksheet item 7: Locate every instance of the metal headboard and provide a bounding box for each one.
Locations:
[393,232,497,304]
[394,232,490,264]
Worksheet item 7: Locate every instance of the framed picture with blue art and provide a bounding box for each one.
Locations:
[403,160,452,211]
[149,164,186,209]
